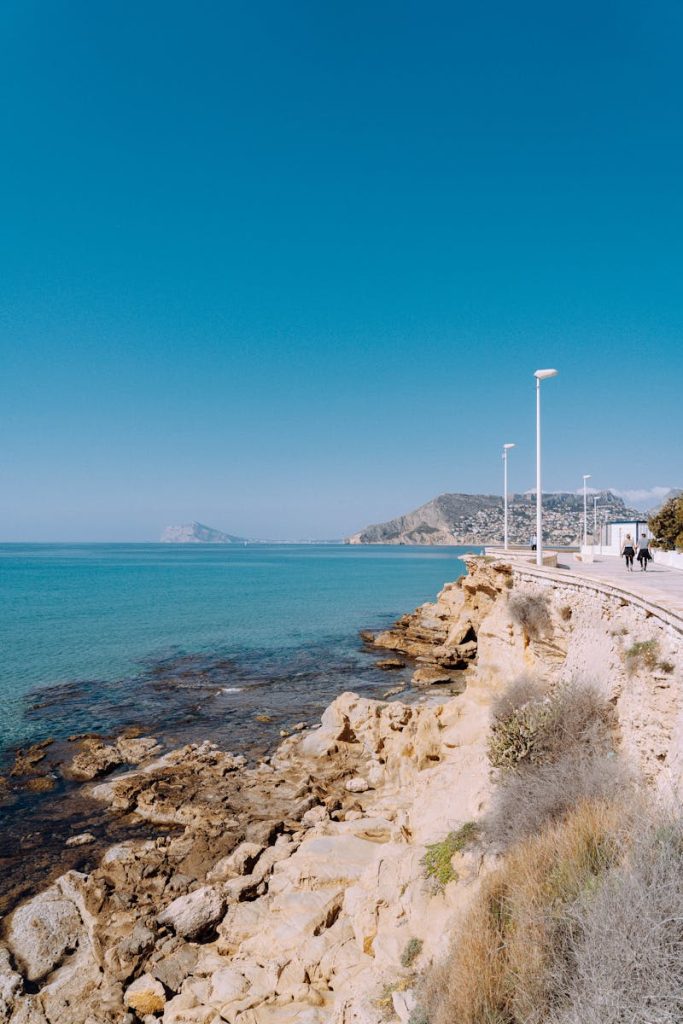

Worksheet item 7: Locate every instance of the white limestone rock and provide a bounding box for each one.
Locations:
[6,886,83,982]
[158,885,225,940]
[0,945,22,1023]
[206,841,264,882]
[124,973,166,1015]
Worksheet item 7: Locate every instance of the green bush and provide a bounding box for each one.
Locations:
[624,639,659,673]
[401,937,424,968]
[423,822,480,889]
[648,495,683,551]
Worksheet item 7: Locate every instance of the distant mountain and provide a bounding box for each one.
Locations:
[347,491,642,547]
[160,522,247,544]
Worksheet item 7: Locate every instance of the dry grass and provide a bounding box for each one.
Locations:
[508,592,552,639]
[550,811,683,1024]
[421,800,627,1024]
[486,751,634,850]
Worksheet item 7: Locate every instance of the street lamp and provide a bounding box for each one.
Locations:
[502,443,516,551]
[593,495,602,548]
[583,474,592,548]
[534,369,559,567]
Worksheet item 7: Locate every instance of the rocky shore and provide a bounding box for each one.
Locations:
[2,555,682,1023]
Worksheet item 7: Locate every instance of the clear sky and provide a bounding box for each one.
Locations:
[1,1,682,540]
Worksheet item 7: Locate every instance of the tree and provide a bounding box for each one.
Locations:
[648,495,683,550]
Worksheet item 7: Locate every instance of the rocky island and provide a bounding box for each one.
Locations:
[161,524,247,544]
[2,555,683,1023]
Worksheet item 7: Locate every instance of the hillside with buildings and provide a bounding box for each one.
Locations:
[347,490,642,546]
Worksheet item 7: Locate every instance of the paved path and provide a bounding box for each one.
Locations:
[562,554,683,620]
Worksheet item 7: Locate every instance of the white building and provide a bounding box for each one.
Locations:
[600,518,650,556]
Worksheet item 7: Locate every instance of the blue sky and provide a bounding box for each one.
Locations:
[1,1,682,540]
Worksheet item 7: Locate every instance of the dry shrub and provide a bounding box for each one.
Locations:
[549,810,683,1024]
[488,680,613,771]
[508,592,552,639]
[490,674,545,721]
[537,681,614,761]
[487,696,552,769]
[486,751,634,849]
[421,799,627,1024]
[624,638,660,673]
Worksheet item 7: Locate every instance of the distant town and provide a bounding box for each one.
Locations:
[346,490,649,547]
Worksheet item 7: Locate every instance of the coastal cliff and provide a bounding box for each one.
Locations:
[2,557,682,1023]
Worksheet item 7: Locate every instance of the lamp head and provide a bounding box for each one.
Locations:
[534,368,559,380]
[583,474,592,481]
[503,443,516,450]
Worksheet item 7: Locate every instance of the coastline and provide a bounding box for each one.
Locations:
[2,554,683,1023]
[0,636,427,918]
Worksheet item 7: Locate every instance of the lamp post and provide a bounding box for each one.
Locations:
[502,443,516,551]
[593,496,603,550]
[583,474,592,548]
[593,496,598,540]
[534,369,559,567]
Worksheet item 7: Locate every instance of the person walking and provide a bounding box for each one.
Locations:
[637,533,651,571]
[621,533,635,571]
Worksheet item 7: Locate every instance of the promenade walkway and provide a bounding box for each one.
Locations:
[562,554,683,621]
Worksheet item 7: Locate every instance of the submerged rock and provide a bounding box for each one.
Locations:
[9,740,53,778]
[65,832,96,848]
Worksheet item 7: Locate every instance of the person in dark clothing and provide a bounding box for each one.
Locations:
[621,533,635,571]
[637,533,651,571]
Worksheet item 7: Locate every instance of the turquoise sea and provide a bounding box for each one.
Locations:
[0,543,477,760]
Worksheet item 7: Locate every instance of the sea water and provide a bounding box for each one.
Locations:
[0,543,478,759]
